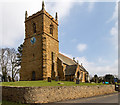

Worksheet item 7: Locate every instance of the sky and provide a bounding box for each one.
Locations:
[0,0,119,77]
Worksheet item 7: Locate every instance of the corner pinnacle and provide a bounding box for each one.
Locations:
[42,0,45,10]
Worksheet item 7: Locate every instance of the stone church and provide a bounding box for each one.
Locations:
[20,1,89,82]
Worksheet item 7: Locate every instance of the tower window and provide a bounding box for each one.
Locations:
[50,24,53,35]
[51,52,55,62]
[77,71,80,78]
[33,23,36,33]
[51,52,55,79]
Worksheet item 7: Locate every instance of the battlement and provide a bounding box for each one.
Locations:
[25,6,58,25]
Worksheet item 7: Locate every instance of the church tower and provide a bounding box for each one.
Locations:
[20,1,59,80]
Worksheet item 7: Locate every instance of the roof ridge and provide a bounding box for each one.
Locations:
[59,53,75,62]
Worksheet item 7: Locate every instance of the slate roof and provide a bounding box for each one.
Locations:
[79,65,88,73]
[65,65,77,76]
[58,53,76,65]
[58,53,88,76]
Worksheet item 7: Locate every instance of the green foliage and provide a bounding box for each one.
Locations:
[104,74,114,84]
[90,74,99,83]
[16,44,23,66]
[1,80,106,87]
[94,74,99,83]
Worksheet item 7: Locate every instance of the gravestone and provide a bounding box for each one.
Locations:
[58,82,64,84]
[76,79,80,84]
[55,76,59,81]
[115,84,120,91]
[48,77,51,82]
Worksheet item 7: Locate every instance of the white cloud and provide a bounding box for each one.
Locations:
[1,3,25,48]
[0,1,96,48]
[0,1,43,48]
[46,1,74,20]
[98,57,109,64]
[0,1,74,48]
[107,1,118,23]
[110,21,118,49]
[77,43,87,52]
[107,1,118,50]
[88,2,95,12]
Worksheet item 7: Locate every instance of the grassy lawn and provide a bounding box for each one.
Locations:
[1,100,28,105]
[1,80,106,87]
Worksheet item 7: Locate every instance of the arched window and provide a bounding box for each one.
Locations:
[77,71,80,78]
[81,72,83,79]
[32,71,36,80]
[33,23,36,33]
[51,52,55,79]
[50,24,53,35]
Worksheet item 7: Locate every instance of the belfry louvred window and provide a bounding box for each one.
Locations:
[33,23,36,33]
[50,24,53,35]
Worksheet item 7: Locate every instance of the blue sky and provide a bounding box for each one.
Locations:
[0,0,118,76]
[59,2,117,62]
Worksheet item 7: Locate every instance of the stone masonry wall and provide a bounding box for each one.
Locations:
[2,85,116,104]
[20,9,59,81]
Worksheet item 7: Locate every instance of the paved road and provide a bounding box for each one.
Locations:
[57,93,119,103]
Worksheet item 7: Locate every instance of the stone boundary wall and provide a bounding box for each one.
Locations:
[2,85,116,103]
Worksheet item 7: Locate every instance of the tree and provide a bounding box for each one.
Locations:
[90,74,99,83]
[0,48,20,82]
[9,48,19,82]
[98,76,104,83]
[104,74,114,84]
[16,44,23,67]
[94,74,99,83]
[0,48,10,81]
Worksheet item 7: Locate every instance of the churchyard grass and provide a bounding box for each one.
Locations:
[1,80,106,87]
[2,100,28,105]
